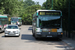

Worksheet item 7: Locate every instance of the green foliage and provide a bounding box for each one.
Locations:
[21,5,41,25]
[0,0,24,17]
[0,7,5,14]
[0,0,41,25]
[23,0,35,8]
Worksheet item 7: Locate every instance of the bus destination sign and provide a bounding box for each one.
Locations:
[39,11,61,16]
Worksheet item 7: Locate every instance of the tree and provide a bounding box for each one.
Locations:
[0,0,24,17]
[35,2,39,5]
[23,0,35,8]
[21,5,41,25]
[42,0,52,9]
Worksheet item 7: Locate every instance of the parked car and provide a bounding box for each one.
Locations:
[5,25,21,37]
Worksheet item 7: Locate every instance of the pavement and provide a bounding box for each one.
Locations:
[0,25,74,50]
[62,36,75,50]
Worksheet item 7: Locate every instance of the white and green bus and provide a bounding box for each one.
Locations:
[0,14,8,32]
[32,10,63,39]
[11,17,22,26]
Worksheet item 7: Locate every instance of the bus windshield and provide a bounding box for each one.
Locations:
[11,18,18,22]
[18,19,22,22]
[39,16,61,28]
[0,18,8,25]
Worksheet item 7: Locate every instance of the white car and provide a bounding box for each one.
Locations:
[5,25,21,37]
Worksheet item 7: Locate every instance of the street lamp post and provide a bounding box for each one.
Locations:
[46,0,53,10]
[68,0,70,38]
[52,0,53,9]
[46,0,47,9]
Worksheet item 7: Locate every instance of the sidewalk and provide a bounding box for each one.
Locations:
[62,36,75,49]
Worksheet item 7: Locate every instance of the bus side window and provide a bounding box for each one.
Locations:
[39,19,42,27]
[33,17,37,26]
[34,19,36,26]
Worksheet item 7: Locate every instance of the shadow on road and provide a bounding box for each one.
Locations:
[21,34,69,50]
[2,36,19,37]
[28,27,32,30]
[21,34,62,41]
[0,31,4,34]
[21,34,35,41]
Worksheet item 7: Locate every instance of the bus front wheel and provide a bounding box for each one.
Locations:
[35,37,39,40]
[32,29,35,37]
[32,33,35,37]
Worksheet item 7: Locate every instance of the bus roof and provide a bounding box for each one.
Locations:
[37,10,61,12]
[11,17,22,19]
[0,14,7,18]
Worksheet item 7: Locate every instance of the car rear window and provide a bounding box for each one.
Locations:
[7,26,18,29]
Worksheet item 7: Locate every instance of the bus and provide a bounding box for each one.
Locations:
[32,10,63,39]
[11,17,22,26]
[0,14,8,32]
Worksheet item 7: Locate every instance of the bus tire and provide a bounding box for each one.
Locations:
[32,34,35,37]
[35,35,39,40]
[32,29,33,33]
[35,37,39,40]
[32,29,35,37]
[32,32,35,37]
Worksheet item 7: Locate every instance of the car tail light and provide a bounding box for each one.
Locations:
[0,25,2,27]
[4,25,7,26]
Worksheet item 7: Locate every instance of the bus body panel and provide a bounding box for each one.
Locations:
[0,14,8,32]
[32,10,63,39]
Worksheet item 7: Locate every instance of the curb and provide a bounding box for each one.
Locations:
[62,39,75,50]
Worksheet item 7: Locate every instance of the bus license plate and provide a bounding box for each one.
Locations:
[47,36,52,37]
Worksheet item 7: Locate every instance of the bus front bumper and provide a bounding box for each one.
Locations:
[35,32,63,38]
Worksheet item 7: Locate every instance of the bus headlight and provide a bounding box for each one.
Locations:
[18,22,20,24]
[57,28,62,32]
[36,28,42,32]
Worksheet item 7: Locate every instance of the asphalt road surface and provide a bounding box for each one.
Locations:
[0,25,72,50]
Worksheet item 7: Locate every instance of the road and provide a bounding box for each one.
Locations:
[0,25,72,50]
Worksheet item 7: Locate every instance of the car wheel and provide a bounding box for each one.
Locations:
[35,37,39,40]
[5,35,7,37]
[17,36,19,37]
[17,34,20,37]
